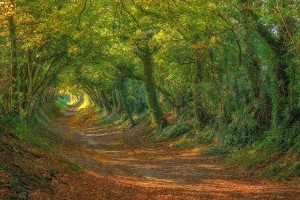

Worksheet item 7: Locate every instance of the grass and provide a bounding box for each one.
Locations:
[158,112,300,181]
[1,115,50,150]
[229,150,273,170]
[60,155,83,172]
[76,106,150,130]
[226,147,300,181]
[55,98,68,113]
[73,104,300,182]
[202,146,230,156]
[0,99,82,198]
[99,116,120,127]
[8,105,65,150]
[10,177,28,200]
[173,129,215,149]
[262,153,300,181]
[153,123,190,141]
[1,132,49,199]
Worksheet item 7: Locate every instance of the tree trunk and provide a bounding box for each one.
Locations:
[116,90,124,114]
[245,0,294,124]
[193,56,206,129]
[272,36,290,123]
[25,50,34,115]
[8,15,19,113]
[243,0,263,102]
[118,79,136,127]
[245,33,262,101]
[100,90,112,115]
[111,88,118,114]
[142,54,168,129]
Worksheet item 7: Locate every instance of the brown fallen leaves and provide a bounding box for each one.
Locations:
[35,109,300,200]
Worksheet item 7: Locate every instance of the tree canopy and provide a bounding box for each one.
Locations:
[1,0,300,149]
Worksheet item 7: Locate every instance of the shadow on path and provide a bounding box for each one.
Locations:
[54,107,300,200]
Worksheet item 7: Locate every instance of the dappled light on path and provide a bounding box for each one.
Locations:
[52,108,300,199]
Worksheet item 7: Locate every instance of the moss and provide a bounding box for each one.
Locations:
[173,132,214,149]
[10,177,28,200]
[60,155,83,172]
[229,150,272,170]
[153,123,190,141]
[262,154,300,181]
[202,146,230,156]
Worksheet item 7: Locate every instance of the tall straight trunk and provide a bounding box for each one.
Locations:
[8,15,19,113]
[142,54,168,129]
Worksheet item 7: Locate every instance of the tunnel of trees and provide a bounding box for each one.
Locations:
[1,0,300,174]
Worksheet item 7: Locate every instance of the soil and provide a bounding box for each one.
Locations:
[32,108,300,200]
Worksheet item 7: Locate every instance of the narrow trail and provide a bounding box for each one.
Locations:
[53,108,300,200]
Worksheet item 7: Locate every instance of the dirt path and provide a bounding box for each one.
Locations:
[52,108,300,200]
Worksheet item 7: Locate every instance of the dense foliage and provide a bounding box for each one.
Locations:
[1,0,300,153]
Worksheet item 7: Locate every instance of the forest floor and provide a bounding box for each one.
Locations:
[30,107,300,200]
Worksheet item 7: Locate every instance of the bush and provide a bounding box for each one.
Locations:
[255,121,300,154]
[262,155,300,180]
[216,110,260,148]
[55,98,68,113]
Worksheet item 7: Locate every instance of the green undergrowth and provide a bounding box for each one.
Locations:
[0,99,79,199]
[60,155,83,172]
[43,98,68,117]
[152,123,191,141]
[172,129,214,150]
[75,107,121,128]
[54,98,68,114]
[0,108,61,150]
[152,106,300,181]
[198,118,300,181]
[227,148,300,181]
[76,104,300,181]
[224,120,300,181]
[99,115,121,127]
[76,106,149,129]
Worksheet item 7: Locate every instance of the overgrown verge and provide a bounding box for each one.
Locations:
[0,98,81,199]
[129,102,300,182]
[72,100,300,182]
[159,105,300,182]
[226,121,300,181]
[75,105,148,129]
